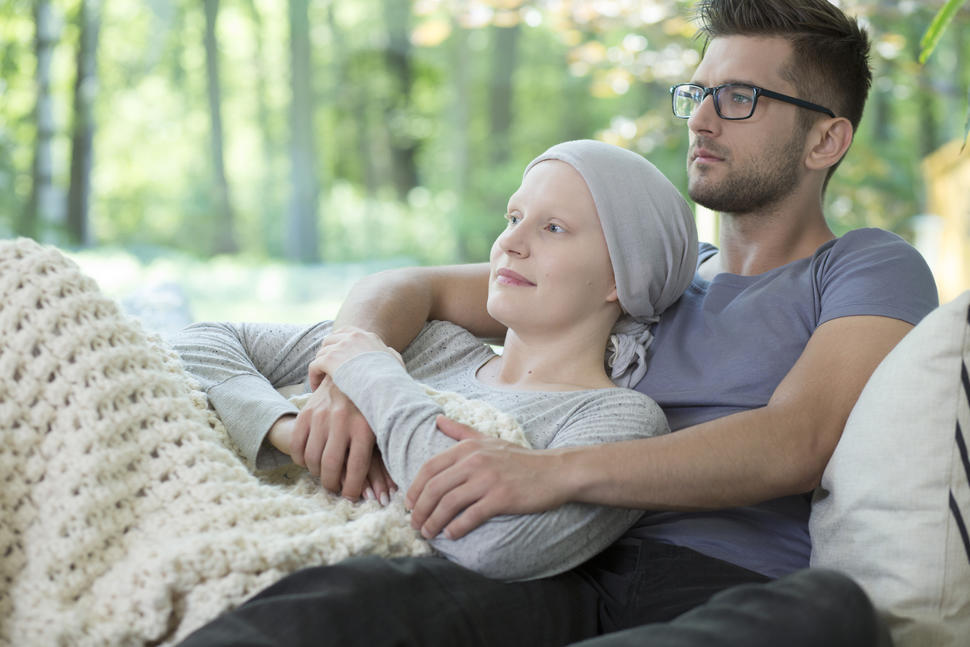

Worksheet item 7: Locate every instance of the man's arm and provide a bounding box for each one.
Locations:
[405,315,913,539]
[333,262,503,348]
[293,262,502,501]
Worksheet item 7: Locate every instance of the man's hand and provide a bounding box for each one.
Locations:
[405,415,566,540]
[287,376,395,503]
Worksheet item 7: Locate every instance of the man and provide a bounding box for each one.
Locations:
[181,1,938,645]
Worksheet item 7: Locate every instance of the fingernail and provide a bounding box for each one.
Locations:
[379,492,390,507]
[404,497,413,510]
[364,488,375,501]
[421,526,432,539]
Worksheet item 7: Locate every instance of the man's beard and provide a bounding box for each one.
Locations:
[687,132,803,214]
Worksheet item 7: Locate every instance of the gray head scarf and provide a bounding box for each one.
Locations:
[524,139,698,387]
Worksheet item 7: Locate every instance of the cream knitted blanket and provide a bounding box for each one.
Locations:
[0,238,524,647]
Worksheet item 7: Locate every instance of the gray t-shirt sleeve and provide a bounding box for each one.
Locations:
[815,228,939,325]
[332,349,668,581]
[172,321,332,469]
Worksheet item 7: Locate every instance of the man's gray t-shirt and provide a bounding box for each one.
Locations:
[630,228,939,578]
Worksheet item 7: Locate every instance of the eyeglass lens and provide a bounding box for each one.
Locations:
[673,84,757,119]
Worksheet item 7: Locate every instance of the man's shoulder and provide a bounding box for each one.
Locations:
[821,227,915,258]
[812,227,939,325]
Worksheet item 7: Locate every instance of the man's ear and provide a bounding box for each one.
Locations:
[805,117,853,172]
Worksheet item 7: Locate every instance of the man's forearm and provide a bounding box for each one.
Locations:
[561,405,819,511]
[562,315,914,511]
[333,263,502,351]
[333,268,434,352]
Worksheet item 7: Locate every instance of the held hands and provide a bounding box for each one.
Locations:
[406,416,568,540]
[308,326,404,387]
[281,326,404,503]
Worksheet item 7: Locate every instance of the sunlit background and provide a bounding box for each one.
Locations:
[2,0,969,333]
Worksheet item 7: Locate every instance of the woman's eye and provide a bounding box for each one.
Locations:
[504,212,520,225]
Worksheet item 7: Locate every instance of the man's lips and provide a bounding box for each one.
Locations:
[690,147,725,164]
[495,268,536,287]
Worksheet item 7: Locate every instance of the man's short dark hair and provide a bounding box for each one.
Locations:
[695,0,872,180]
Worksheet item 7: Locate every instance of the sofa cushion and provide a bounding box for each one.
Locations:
[810,289,970,647]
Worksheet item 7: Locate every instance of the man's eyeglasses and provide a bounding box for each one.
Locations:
[670,83,836,120]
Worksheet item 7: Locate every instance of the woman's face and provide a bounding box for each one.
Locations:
[487,160,618,335]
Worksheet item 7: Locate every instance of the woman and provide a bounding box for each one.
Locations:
[174,139,698,581]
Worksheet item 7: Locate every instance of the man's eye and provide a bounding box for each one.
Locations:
[729,92,753,104]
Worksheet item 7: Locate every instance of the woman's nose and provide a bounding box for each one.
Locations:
[497,222,528,257]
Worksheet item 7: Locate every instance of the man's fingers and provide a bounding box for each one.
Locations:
[406,446,462,511]
[408,456,474,532]
[443,500,494,540]
[417,481,483,539]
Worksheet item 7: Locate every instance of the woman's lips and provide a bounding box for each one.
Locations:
[495,268,536,286]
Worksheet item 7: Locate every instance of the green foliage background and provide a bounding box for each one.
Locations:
[2,0,969,320]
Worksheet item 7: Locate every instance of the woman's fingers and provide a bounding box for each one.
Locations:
[434,414,485,442]
[339,418,375,501]
[364,452,396,506]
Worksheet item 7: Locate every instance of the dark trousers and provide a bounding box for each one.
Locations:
[178,538,889,647]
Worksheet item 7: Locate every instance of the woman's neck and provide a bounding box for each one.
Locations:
[477,327,616,391]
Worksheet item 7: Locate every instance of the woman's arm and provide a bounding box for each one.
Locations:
[172,321,330,469]
[293,262,502,500]
[327,344,667,581]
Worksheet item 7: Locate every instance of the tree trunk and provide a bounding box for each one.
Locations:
[451,20,472,261]
[287,0,320,263]
[329,4,377,197]
[488,23,520,165]
[24,0,58,241]
[382,0,419,200]
[242,0,280,256]
[66,0,101,246]
[204,0,238,254]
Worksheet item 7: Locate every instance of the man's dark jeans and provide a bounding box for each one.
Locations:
[178,538,890,647]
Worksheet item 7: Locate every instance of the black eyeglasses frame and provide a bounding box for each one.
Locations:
[669,83,836,120]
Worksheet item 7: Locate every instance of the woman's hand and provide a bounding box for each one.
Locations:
[308,326,404,387]
[405,415,570,540]
[274,398,397,504]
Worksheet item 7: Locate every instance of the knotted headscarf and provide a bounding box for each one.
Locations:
[524,140,698,387]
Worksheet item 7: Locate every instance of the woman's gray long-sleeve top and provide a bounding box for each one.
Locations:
[174,320,669,581]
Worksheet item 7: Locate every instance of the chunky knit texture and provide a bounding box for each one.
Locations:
[0,238,525,646]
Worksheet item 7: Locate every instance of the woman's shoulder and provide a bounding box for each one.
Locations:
[553,386,668,443]
[402,320,495,380]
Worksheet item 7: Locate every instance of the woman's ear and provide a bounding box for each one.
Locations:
[805,117,853,172]
[606,284,619,303]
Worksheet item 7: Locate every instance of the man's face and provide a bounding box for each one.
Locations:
[685,36,809,215]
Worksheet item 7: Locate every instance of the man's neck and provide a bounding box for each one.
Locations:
[708,197,835,277]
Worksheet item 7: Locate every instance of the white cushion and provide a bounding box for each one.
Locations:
[810,290,970,646]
